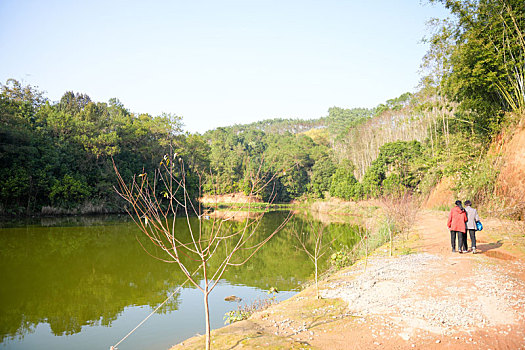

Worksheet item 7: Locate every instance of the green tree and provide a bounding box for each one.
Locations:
[1,80,191,215]
[309,156,337,198]
[361,141,424,197]
[50,175,91,208]
[327,106,372,139]
[428,0,525,134]
[329,161,363,201]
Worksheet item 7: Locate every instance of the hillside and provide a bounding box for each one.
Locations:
[424,122,525,219]
[494,123,525,218]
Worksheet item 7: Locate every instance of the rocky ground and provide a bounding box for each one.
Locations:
[170,210,525,349]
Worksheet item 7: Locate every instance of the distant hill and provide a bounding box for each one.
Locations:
[205,106,376,139]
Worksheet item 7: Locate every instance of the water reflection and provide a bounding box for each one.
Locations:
[0,212,359,348]
[0,220,183,342]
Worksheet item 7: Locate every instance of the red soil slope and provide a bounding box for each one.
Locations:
[495,124,525,217]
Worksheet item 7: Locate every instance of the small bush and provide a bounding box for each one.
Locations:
[50,175,91,208]
[455,155,499,205]
[224,288,279,324]
[330,250,351,268]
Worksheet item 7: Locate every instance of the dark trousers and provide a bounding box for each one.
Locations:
[460,232,468,251]
[450,231,458,250]
[451,231,467,251]
[468,229,477,248]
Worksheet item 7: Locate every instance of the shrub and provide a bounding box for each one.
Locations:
[50,174,91,208]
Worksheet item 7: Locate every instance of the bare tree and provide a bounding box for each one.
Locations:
[114,151,290,350]
[362,223,370,272]
[335,106,439,181]
[291,215,338,299]
[381,193,420,253]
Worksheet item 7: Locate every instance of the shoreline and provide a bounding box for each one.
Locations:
[169,208,525,349]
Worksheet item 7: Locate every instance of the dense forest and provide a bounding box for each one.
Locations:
[1,0,523,216]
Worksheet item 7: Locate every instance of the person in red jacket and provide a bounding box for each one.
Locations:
[447,200,468,253]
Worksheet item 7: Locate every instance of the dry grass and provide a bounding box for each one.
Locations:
[40,202,112,216]
[487,201,525,221]
[493,217,525,256]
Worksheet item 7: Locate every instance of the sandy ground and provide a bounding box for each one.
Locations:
[170,210,525,349]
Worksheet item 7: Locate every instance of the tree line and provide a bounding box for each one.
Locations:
[0,80,189,215]
[1,0,523,215]
[0,78,379,215]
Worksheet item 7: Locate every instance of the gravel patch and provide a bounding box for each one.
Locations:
[472,261,525,317]
[321,252,525,335]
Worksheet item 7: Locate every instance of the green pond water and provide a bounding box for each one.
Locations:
[0,212,360,350]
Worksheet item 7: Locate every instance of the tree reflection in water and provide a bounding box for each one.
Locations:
[0,212,359,345]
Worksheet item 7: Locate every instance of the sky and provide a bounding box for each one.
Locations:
[0,0,449,134]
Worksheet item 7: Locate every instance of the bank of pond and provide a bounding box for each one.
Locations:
[0,212,361,350]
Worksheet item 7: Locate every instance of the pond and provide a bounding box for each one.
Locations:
[0,212,360,350]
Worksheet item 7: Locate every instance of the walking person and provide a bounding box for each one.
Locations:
[464,200,481,253]
[447,200,468,253]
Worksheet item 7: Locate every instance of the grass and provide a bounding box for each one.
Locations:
[489,218,525,256]
[224,290,279,325]
[434,204,450,211]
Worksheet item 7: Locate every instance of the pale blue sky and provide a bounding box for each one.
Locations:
[0,1,448,133]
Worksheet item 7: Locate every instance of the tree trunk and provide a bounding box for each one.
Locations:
[204,291,211,350]
[202,260,211,350]
[389,223,393,257]
[314,258,319,299]
[364,233,368,273]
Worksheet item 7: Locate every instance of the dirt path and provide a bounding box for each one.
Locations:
[171,210,525,349]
